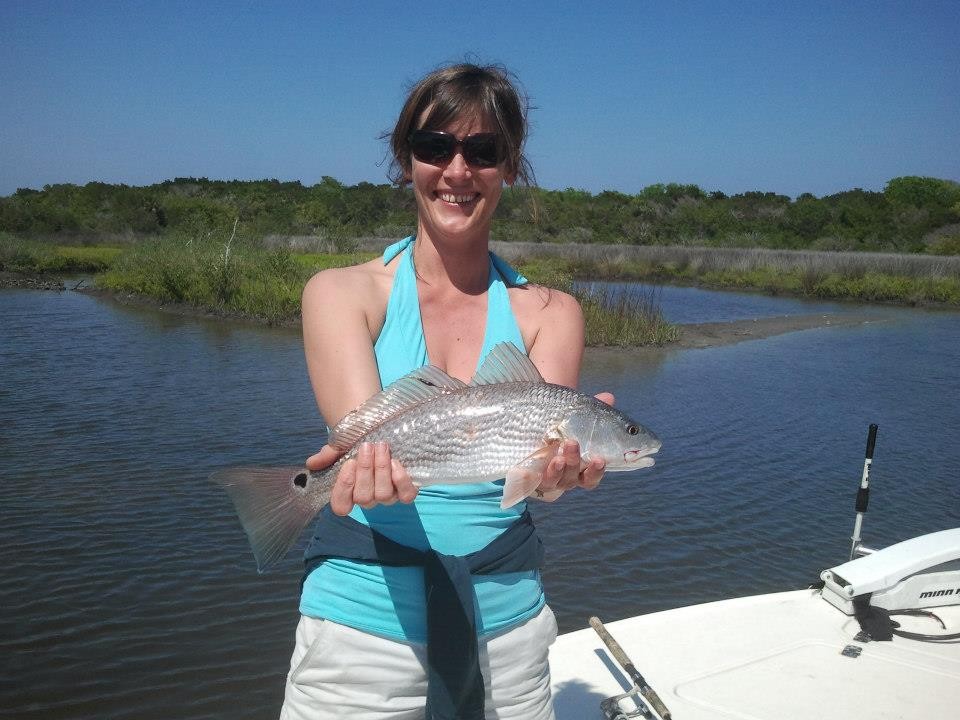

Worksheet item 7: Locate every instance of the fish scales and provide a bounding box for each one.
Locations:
[342,382,584,485]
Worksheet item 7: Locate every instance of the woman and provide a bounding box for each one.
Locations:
[282,63,610,720]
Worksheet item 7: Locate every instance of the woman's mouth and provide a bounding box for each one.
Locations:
[437,192,478,204]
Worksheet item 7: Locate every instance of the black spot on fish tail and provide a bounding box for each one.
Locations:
[293,472,308,489]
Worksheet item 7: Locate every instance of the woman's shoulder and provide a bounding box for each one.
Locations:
[303,258,394,308]
[507,283,585,368]
[508,283,583,325]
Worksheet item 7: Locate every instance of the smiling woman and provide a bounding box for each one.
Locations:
[264,63,612,720]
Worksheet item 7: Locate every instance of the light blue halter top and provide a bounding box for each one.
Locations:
[299,236,545,642]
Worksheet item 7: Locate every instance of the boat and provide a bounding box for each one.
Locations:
[549,426,960,719]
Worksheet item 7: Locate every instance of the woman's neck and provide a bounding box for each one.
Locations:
[412,228,490,295]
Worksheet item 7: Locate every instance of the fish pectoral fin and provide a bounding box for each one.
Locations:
[501,443,558,508]
[544,425,567,443]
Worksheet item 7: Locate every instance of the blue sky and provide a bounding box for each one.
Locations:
[2,1,957,198]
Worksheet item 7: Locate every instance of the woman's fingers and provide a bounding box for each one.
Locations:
[537,393,612,496]
[392,459,419,504]
[594,391,615,406]
[557,440,583,489]
[537,438,607,500]
[541,440,581,492]
[353,442,376,508]
[305,443,343,472]
[330,458,358,516]
[373,442,396,505]
[580,456,606,489]
[329,442,417,515]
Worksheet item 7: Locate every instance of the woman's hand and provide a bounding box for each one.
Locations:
[534,392,615,502]
[306,442,419,516]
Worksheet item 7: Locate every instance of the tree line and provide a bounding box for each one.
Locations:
[2,175,958,254]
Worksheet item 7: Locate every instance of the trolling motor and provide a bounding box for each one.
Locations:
[820,423,960,641]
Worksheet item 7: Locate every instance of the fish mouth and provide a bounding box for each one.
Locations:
[623,446,660,467]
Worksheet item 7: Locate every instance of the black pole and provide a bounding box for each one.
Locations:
[850,424,878,560]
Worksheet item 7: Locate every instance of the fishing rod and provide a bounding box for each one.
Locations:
[590,616,672,720]
[849,423,879,561]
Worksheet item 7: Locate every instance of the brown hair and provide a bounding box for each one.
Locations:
[386,63,535,187]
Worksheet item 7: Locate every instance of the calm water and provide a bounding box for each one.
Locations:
[2,286,958,719]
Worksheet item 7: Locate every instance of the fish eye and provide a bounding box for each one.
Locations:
[627,425,639,436]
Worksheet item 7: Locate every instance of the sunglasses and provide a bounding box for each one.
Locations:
[408,130,501,168]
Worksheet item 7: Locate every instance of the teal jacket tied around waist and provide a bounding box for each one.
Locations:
[303,507,544,720]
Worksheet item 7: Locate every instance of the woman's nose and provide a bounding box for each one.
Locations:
[443,151,471,180]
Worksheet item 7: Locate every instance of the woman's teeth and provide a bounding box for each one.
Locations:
[438,193,476,203]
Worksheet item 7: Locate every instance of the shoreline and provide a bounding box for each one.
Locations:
[583,312,882,360]
[58,283,884,351]
[672,312,880,350]
[2,272,887,350]
[0,271,66,291]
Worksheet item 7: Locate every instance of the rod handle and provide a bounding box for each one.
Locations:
[589,616,632,669]
[589,616,673,719]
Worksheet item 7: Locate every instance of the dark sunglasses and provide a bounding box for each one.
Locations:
[408,130,501,168]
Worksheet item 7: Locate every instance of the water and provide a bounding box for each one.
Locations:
[577,280,848,324]
[2,286,958,719]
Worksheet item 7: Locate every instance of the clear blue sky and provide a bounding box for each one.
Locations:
[2,1,957,198]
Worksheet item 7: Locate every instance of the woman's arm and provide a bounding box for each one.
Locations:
[523,287,612,499]
[302,266,384,426]
[301,265,418,515]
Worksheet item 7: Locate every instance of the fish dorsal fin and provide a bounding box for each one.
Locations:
[328,365,467,449]
[470,342,543,386]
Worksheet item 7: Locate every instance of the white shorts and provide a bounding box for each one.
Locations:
[280,605,558,720]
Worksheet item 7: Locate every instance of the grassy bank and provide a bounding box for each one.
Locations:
[521,261,678,346]
[6,233,959,341]
[0,234,122,274]
[495,242,960,305]
[91,234,675,344]
[96,232,374,324]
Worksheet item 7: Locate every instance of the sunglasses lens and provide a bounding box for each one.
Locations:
[463,135,499,167]
[409,131,500,167]
[410,131,455,164]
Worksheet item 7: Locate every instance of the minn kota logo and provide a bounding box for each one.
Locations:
[919,587,957,600]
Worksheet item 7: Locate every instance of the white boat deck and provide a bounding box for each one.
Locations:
[550,589,960,720]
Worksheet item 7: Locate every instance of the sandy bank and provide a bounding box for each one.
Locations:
[0,272,66,291]
[672,312,879,350]
[582,313,882,363]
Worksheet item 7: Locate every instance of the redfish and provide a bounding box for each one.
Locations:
[212,342,660,570]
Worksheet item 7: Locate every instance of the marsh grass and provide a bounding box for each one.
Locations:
[517,261,678,346]
[498,242,960,305]
[96,225,375,324]
[579,285,679,346]
[10,229,958,340]
[0,234,121,273]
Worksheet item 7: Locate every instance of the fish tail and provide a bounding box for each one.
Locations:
[209,466,332,572]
